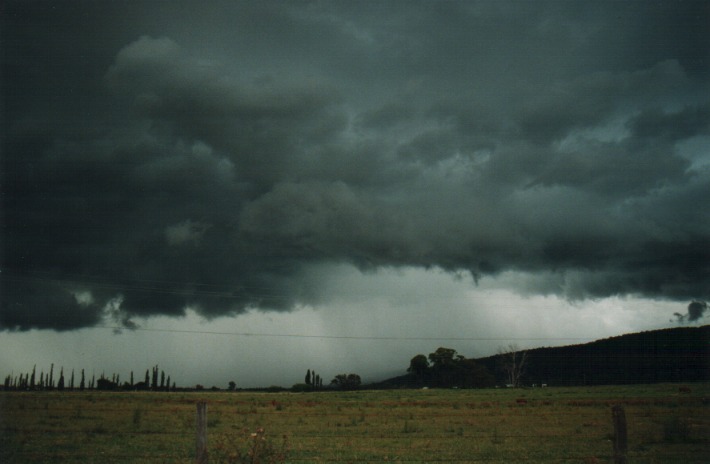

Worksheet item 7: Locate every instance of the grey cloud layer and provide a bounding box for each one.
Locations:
[2,1,708,330]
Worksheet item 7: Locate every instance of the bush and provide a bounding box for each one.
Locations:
[291,383,312,392]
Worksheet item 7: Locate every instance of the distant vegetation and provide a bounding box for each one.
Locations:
[3,326,707,392]
[376,325,709,389]
[477,325,709,387]
[402,347,496,389]
[3,364,175,392]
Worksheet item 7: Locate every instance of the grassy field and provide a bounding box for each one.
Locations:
[1,383,708,463]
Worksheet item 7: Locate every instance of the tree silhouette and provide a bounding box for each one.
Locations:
[151,365,158,391]
[408,354,429,385]
[96,376,118,390]
[498,344,527,387]
[428,347,459,368]
[399,347,495,388]
[331,373,361,390]
[428,347,462,387]
[57,367,64,390]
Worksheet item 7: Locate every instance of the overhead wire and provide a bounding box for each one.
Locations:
[2,267,597,342]
[84,324,596,342]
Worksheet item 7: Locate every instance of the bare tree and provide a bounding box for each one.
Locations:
[498,344,527,387]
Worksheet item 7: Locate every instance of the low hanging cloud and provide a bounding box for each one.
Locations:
[673,300,709,324]
[2,2,709,331]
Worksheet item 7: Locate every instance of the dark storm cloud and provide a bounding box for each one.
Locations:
[2,1,709,331]
[674,300,709,323]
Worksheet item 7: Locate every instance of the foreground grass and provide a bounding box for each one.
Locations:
[1,383,708,463]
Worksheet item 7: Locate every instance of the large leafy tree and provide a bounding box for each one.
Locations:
[330,373,361,390]
[428,347,461,368]
[408,354,429,385]
[410,347,495,388]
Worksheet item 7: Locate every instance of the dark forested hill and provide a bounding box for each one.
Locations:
[477,325,709,386]
[373,326,709,389]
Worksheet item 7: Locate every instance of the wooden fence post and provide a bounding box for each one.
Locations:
[196,401,208,464]
[612,404,627,464]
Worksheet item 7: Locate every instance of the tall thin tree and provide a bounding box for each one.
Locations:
[151,365,159,391]
[498,344,528,387]
[58,367,65,390]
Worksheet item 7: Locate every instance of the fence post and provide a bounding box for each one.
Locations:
[196,401,208,464]
[612,404,627,464]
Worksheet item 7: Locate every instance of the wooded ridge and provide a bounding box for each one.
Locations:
[375,325,709,389]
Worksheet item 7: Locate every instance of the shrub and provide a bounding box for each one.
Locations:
[290,383,311,392]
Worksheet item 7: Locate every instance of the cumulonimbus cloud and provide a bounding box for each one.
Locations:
[2,2,709,331]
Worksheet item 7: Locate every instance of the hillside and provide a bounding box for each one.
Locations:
[373,325,709,389]
[478,325,709,386]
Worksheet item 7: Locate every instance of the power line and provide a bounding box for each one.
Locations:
[92,324,595,342]
[2,268,598,342]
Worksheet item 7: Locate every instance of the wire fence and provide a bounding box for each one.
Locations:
[2,389,709,463]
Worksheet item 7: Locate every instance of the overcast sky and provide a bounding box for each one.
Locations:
[2,0,709,388]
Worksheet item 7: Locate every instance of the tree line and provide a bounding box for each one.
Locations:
[3,364,175,392]
[7,326,702,392]
[365,345,532,390]
[289,369,361,392]
[406,347,497,388]
[376,326,709,389]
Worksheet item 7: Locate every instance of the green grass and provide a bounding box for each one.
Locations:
[1,383,708,463]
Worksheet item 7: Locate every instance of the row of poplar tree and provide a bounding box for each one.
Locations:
[3,364,175,391]
[304,368,324,389]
